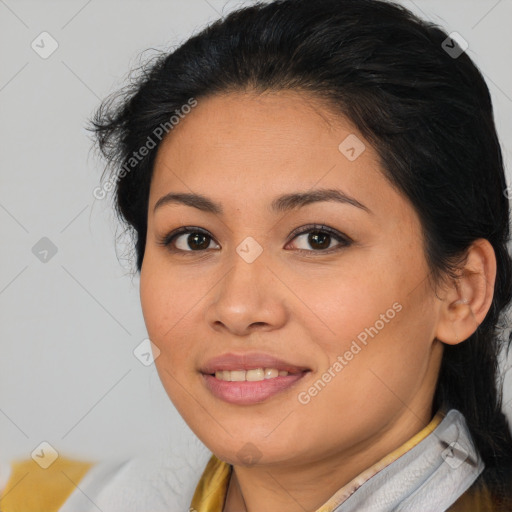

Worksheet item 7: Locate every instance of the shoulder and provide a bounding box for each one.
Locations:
[59,450,212,512]
[0,443,213,511]
[447,464,512,512]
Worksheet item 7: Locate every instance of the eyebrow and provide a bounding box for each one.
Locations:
[153,188,371,215]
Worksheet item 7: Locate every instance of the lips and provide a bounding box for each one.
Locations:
[200,352,311,375]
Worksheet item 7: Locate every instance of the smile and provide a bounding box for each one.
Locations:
[202,372,309,404]
[214,368,290,381]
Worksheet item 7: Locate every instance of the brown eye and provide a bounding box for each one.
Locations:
[158,227,220,253]
[303,231,332,250]
[287,224,352,254]
[177,232,212,251]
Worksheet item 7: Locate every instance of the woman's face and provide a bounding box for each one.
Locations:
[140,90,445,467]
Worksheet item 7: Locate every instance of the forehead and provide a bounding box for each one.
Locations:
[155,90,360,162]
[149,90,409,223]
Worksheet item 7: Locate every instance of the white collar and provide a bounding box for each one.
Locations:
[333,409,484,512]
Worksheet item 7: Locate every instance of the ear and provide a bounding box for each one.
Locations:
[434,239,497,346]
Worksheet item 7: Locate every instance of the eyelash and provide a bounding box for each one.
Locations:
[157,224,353,256]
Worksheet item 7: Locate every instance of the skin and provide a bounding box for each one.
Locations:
[139,90,496,512]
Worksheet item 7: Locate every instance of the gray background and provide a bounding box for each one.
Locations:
[1,0,511,467]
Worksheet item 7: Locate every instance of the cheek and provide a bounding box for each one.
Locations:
[139,253,217,405]
[140,273,172,342]
[331,294,436,411]
[297,254,402,349]
[304,249,436,390]
[140,262,200,411]
[296,299,436,447]
[140,253,199,343]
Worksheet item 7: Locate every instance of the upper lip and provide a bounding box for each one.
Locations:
[200,352,311,375]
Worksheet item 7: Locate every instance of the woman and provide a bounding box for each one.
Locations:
[2,0,511,510]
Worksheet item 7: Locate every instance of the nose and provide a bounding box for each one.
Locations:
[205,250,288,337]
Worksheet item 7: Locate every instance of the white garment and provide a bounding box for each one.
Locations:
[336,409,484,511]
[59,409,483,512]
[59,444,212,512]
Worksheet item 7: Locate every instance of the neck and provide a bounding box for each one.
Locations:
[223,407,434,512]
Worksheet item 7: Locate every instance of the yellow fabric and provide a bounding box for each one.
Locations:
[190,410,445,512]
[0,456,93,512]
[190,454,232,512]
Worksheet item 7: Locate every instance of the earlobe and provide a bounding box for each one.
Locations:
[434,239,496,346]
[441,299,476,346]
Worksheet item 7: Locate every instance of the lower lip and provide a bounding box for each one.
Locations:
[202,372,309,405]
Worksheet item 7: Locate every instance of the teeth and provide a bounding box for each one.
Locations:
[214,368,289,382]
[264,368,278,379]
[246,368,264,381]
[230,370,246,382]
